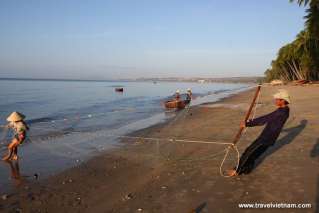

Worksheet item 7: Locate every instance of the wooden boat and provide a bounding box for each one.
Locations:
[115,88,124,92]
[164,100,189,109]
[293,79,309,85]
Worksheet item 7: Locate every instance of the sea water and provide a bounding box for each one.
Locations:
[0,79,250,192]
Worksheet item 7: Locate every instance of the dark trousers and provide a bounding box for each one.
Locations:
[236,139,271,175]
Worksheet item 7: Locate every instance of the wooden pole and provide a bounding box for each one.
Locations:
[232,85,261,145]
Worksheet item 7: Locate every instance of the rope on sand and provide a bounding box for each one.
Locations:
[115,135,240,177]
[117,135,234,145]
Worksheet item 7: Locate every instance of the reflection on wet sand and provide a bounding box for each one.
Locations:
[3,160,24,187]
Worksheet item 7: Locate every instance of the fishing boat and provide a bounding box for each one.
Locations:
[164,100,189,109]
[115,88,124,92]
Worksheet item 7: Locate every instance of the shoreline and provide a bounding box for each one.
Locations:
[0,84,251,194]
[1,85,318,212]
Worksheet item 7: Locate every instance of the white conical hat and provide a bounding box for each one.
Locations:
[273,89,291,103]
[6,111,26,122]
[176,90,180,93]
[187,88,192,92]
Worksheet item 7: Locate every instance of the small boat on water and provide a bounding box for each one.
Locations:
[115,88,124,92]
[164,99,189,109]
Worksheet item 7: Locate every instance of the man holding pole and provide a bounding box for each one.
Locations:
[227,89,290,176]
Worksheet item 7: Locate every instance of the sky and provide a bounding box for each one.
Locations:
[0,0,306,79]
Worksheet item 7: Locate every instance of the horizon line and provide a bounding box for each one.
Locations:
[0,76,263,82]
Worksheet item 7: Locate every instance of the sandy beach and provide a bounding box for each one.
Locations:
[0,85,318,213]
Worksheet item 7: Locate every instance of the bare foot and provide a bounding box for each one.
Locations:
[226,169,238,177]
[12,155,18,161]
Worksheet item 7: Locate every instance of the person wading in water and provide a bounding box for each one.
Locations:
[186,88,192,103]
[175,90,181,101]
[227,89,290,176]
[2,112,29,161]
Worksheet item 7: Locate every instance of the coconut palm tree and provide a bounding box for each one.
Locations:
[290,0,319,39]
[264,1,318,82]
[289,0,310,6]
[290,0,319,78]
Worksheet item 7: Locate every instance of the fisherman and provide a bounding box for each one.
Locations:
[2,112,29,161]
[186,88,192,102]
[227,89,290,176]
[175,90,181,101]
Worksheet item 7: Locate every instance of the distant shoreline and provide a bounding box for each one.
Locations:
[0,76,261,84]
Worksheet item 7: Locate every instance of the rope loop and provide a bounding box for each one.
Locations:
[219,144,240,177]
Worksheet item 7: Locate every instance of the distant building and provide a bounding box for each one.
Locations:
[198,79,206,84]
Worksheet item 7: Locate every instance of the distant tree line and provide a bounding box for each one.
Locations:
[265,0,319,82]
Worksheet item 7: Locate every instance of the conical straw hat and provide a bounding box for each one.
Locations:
[273,89,291,103]
[6,111,26,122]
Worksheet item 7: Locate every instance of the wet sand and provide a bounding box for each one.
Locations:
[0,85,318,213]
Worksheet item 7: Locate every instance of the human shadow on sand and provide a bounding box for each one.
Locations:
[190,202,207,213]
[254,119,307,169]
[310,139,319,213]
[310,139,319,159]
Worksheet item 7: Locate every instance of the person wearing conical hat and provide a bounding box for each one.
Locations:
[186,88,192,102]
[175,90,181,101]
[2,112,29,161]
[227,89,290,177]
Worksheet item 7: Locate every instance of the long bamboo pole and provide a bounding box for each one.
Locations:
[232,85,261,145]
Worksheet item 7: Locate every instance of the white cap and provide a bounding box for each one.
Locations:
[176,90,180,94]
[273,89,291,103]
[187,88,192,92]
